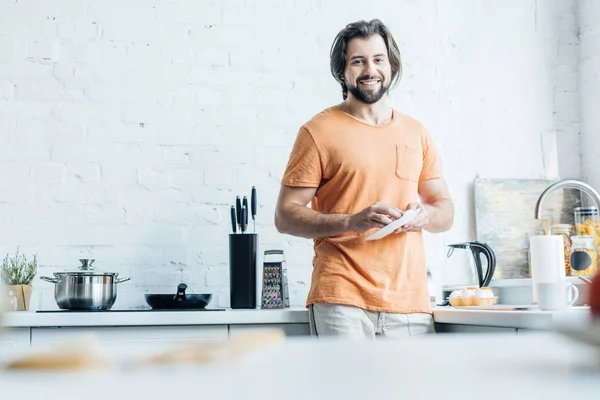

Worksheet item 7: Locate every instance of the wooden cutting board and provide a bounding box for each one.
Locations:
[474,178,581,279]
[456,305,538,311]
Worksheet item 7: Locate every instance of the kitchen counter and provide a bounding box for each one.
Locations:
[1,308,310,328]
[0,330,598,400]
[1,306,591,331]
[433,306,592,330]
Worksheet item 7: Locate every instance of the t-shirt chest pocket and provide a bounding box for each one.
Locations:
[395,145,422,182]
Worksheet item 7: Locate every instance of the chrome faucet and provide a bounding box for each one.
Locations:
[534,179,600,219]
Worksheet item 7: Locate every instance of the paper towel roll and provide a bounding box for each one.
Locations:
[529,235,566,284]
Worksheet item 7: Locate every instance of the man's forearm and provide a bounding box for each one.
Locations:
[423,199,454,233]
[275,204,352,239]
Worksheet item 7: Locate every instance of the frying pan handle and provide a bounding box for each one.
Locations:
[174,283,187,303]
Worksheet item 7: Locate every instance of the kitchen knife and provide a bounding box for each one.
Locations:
[230,205,237,234]
[241,205,247,233]
[242,196,249,229]
[235,196,242,231]
[251,186,257,233]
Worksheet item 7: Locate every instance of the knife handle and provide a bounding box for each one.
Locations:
[230,205,237,234]
[242,196,249,226]
[241,205,247,233]
[251,186,257,220]
[235,196,242,228]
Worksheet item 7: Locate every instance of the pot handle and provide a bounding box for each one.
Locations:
[40,276,58,284]
[115,277,131,284]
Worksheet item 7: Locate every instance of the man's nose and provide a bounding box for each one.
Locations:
[364,61,377,76]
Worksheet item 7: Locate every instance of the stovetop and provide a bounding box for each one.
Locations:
[36,308,226,313]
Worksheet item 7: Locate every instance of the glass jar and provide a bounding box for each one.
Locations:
[6,289,18,312]
[551,224,574,276]
[574,207,600,236]
[574,207,600,271]
[570,235,598,276]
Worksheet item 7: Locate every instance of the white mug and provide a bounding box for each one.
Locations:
[535,281,579,311]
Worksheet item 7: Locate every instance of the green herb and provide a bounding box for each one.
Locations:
[1,248,38,285]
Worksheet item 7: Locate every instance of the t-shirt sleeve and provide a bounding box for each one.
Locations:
[419,128,443,181]
[281,127,322,187]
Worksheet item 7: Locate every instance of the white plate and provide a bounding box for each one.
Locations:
[365,209,420,241]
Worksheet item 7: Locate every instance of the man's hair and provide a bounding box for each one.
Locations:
[330,19,402,100]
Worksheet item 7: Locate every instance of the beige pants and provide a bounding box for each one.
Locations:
[309,303,435,339]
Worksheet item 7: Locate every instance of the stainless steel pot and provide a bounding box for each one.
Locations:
[40,259,130,311]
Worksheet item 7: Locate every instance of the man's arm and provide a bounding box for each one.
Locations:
[274,185,349,239]
[274,185,403,239]
[401,177,454,233]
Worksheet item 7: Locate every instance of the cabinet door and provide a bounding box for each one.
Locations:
[229,323,311,337]
[0,328,30,351]
[31,326,228,350]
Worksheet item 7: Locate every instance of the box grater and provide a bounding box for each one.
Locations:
[260,250,290,309]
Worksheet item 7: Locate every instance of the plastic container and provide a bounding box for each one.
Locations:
[570,235,598,277]
[551,224,574,276]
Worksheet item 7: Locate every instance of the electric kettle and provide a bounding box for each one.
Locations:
[446,242,497,288]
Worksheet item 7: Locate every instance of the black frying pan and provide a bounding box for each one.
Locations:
[145,283,213,310]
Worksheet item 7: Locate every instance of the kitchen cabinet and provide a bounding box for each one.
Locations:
[30,326,228,349]
[229,323,311,337]
[0,328,30,351]
[13,323,310,351]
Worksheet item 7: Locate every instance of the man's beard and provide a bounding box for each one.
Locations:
[347,76,389,104]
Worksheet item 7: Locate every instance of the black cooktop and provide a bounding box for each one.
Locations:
[36,308,226,313]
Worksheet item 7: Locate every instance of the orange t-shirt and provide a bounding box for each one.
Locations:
[281,106,443,314]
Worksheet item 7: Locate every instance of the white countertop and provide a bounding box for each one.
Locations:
[2,308,310,328]
[0,330,598,400]
[432,305,592,329]
[1,305,592,330]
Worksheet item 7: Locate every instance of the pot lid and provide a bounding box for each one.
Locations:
[53,271,120,276]
[53,259,120,276]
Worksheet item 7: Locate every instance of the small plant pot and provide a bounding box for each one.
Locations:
[8,284,32,311]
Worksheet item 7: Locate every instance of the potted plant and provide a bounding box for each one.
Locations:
[1,248,37,311]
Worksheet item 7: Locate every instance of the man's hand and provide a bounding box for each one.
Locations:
[395,202,428,233]
[348,202,403,233]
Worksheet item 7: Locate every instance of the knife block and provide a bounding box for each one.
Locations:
[229,233,258,309]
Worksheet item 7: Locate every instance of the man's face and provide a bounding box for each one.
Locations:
[343,34,392,104]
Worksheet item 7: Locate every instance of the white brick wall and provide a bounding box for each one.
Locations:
[579,0,600,193]
[0,0,581,309]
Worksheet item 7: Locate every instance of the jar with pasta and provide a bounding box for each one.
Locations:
[551,224,574,276]
[574,207,599,236]
[570,235,598,276]
[574,207,600,270]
